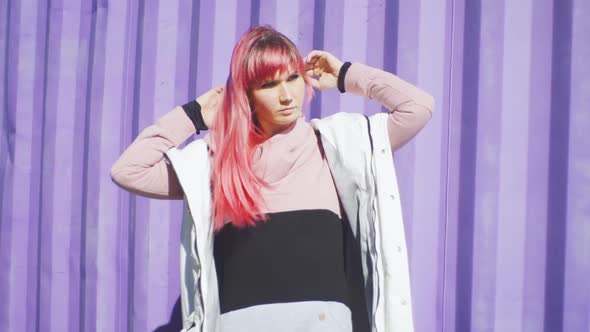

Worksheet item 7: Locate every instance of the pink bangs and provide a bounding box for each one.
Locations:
[244,41,306,86]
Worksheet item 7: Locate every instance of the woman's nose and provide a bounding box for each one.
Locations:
[279,83,293,103]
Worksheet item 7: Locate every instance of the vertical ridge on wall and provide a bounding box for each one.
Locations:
[470,0,504,329]
[318,0,343,119]
[149,0,191,327]
[78,0,101,330]
[413,0,449,331]
[12,1,45,331]
[544,0,573,331]
[383,0,399,75]
[310,0,325,119]
[441,0,456,331]
[259,0,277,27]
[0,0,10,232]
[25,1,45,326]
[455,0,481,331]
[0,0,12,324]
[195,0,215,99]
[392,0,419,243]
[132,0,161,330]
[524,0,553,330]
[340,0,369,117]
[494,0,533,330]
[167,0,197,326]
[563,0,590,330]
[211,0,237,86]
[186,0,200,103]
[251,0,261,26]
[274,0,299,43]
[89,1,112,330]
[102,2,134,331]
[35,0,60,330]
[128,0,146,331]
[365,0,387,115]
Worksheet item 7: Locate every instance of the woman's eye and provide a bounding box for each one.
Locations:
[288,74,299,81]
[261,81,277,88]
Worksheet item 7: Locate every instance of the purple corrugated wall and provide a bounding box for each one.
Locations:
[1,0,588,331]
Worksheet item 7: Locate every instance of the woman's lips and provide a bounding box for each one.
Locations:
[278,106,296,115]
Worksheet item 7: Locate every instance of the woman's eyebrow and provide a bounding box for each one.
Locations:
[263,74,291,83]
[260,71,299,84]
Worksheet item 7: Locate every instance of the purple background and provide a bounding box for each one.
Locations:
[1,0,589,331]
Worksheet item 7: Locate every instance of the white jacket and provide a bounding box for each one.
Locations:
[165,112,414,332]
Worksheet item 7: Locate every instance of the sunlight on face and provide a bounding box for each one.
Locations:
[250,68,306,137]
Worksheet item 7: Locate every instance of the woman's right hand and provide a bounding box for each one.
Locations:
[196,86,224,129]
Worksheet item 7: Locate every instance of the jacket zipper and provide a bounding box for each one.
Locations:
[364,115,381,332]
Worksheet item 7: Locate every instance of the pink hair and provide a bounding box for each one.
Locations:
[210,25,314,231]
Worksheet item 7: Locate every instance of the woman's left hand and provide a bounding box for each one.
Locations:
[304,50,344,91]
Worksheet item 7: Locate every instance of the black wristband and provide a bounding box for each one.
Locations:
[337,62,352,93]
[182,100,208,135]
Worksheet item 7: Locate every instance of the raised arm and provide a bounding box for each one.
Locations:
[343,63,434,151]
[304,51,434,151]
[110,87,223,199]
[110,107,195,199]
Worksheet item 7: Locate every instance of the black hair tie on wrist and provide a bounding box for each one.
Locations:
[182,100,208,135]
[337,62,352,93]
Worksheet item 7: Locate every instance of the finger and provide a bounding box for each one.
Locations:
[305,60,317,68]
[307,67,324,79]
[313,66,323,77]
[307,50,326,59]
[307,53,324,65]
[310,51,341,72]
[304,50,326,63]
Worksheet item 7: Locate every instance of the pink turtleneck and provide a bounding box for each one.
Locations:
[248,115,341,216]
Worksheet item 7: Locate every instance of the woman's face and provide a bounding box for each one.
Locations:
[250,67,306,136]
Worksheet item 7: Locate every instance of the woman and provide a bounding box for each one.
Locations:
[111,25,433,332]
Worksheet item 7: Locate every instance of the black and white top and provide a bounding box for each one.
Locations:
[212,117,370,331]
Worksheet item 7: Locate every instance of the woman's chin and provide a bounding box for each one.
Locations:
[266,113,299,134]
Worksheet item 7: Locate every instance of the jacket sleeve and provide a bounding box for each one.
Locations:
[344,63,434,151]
[110,106,196,199]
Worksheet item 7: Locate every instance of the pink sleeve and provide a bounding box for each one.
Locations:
[344,63,434,151]
[110,106,196,199]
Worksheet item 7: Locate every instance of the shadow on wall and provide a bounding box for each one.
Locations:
[153,296,183,332]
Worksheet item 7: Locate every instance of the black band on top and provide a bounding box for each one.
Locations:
[182,100,208,135]
[337,62,352,93]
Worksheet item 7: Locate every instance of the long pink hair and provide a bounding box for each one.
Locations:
[210,25,314,231]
